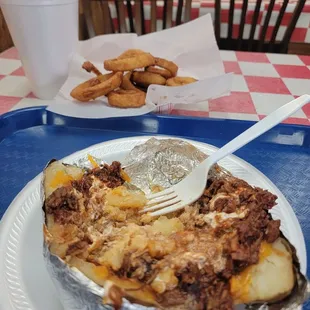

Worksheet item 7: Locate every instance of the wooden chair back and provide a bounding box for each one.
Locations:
[82,0,193,37]
[214,0,306,53]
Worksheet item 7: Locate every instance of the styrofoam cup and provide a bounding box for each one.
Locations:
[0,0,78,99]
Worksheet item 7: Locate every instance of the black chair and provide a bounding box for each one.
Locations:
[82,0,192,37]
[214,0,307,53]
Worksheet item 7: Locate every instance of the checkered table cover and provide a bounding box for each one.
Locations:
[109,0,310,43]
[0,47,310,125]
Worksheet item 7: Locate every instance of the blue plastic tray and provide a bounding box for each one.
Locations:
[1,107,310,295]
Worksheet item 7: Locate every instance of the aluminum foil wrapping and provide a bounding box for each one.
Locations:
[42,138,310,310]
[123,137,231,194]
[43,243,154,310]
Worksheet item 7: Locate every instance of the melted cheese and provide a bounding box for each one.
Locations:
[45,162,84,198]
[259,242,273,261]
[87,154,99,168]
[93,265,109,279]
[120,170,131,182]
[230,242,273,303]
[230,267,252,302]
[230,240,293,304]
[230,243,272,301]
[49,170,74,188]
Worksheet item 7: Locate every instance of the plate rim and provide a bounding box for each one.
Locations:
[0,135,307,310]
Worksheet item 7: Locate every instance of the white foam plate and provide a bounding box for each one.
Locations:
[0,136,306,310]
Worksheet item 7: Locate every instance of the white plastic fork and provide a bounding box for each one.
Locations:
[142,94,310,217]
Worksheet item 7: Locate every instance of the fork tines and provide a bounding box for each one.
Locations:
[141,189,180,214]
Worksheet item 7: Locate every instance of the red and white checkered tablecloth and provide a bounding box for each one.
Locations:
[0,47,310,125]
[110,0,310,43]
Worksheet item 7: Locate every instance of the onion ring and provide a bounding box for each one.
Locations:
[121,72,141,92]
[154,57,178,77]
[132,71,166,87]
[118,49,146,59]
[82,61,102,76]
[70,72,123,102]
[107,89,146,108]
[145,66,172,79]
[104,52,155,72]
[166,76,197,86]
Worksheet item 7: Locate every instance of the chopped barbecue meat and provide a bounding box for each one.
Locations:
[45,186,80,212]
[53,208,83,225]
[254,189,277,210]
[91,161,124,188]
[121,252,155,280]
[229,235,262,269]
[211,196,238,213]
[179,264,233,310]
[203,279,233,310]
[239,189,253,203]
[72,174,93,195]
[195,176,280,274]
[72,161,124,194]
[45,161,283,310]
[66,240,89,256]
[160,289,189,307]
[265,219,281,243]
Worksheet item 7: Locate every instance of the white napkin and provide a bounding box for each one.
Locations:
[47,14,232,119]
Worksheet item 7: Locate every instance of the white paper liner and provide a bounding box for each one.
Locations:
[45,14,233,119]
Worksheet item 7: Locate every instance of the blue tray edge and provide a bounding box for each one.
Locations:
[1,107,310,147]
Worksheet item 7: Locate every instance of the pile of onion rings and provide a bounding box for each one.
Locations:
[70,49,198,108]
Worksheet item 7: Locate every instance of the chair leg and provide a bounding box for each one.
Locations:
[126,0,135,32]
[214,0,221,45]
[176,0,184,26]
[82,0,96,38]
[134,0,143,35]
[116,0,128,33]
[184,0,192,22]
[281,0,306,53]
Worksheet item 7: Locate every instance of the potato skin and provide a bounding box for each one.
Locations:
[230,238,295,305]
